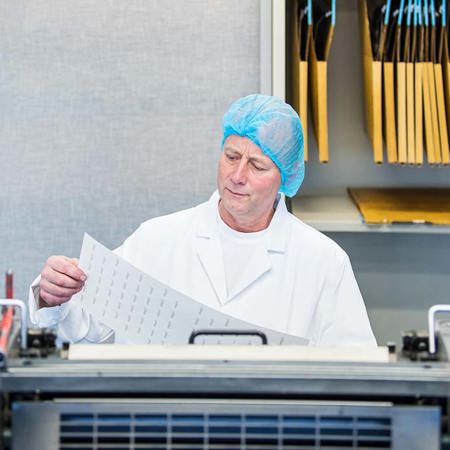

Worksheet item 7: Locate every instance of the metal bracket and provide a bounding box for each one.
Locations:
[189,329,268,345]
[428,304,450,354]
[0,299,28,351]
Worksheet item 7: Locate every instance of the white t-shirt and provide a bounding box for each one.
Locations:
[217,209,268,300]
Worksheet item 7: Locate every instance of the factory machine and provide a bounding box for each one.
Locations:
[0,300,449,450]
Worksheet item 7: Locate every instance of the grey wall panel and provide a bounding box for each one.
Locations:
[328,232,450,345]
[0,1,261,299]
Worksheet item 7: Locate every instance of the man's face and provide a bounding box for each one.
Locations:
[217,135,281,231]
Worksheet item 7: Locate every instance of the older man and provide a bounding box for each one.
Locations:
[29,94,376,346]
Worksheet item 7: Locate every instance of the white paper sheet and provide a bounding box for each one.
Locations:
[72,234,308,345]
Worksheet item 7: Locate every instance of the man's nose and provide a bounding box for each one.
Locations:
[231,159,248,184]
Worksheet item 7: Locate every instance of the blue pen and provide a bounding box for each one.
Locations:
[413,0,418,26]
[307,0,312,26]
[407,0,414,26]
[414,0,418,23]
[398,0,406,25]
[385,0,392,26]
[430,0,436,27]
[424,0,429,27]
[331,0,336,27]
[441,0,446,27]
[417,0,422,26]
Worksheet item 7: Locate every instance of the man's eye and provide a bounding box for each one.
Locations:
[226,154,237,161]
[252,163,267,171]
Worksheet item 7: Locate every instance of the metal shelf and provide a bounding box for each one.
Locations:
[291,195,450,234]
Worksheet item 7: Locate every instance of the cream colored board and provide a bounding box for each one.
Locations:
[434,64,450,164]
[383,62,397,163]
[406,63,415,163]
[414,63,424,165]
[396,62,407,163]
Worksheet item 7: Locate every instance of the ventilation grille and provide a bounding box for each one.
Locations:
[59,412,392,449]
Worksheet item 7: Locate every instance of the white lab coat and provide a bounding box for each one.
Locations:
[29,191,376,346]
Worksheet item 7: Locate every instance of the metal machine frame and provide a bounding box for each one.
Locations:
[0,301,448,449]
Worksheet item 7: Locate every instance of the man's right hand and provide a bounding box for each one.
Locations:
[38,256,87,308]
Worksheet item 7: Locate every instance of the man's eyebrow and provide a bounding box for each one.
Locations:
[223,145,242,153]
[249,155,270,163]
[223,145,272,164]
[247,154,273,165]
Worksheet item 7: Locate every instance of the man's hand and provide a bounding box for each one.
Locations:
[38,256,87,308]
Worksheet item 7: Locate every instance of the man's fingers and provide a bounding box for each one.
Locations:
[39,288,71,306]
[40,278,82,299]
[41,266,84,289]
[46,256,87,281]
[39,255,87,308]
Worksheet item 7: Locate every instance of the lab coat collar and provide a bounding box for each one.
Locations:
[194,191,291,305]
[196,191,290,253]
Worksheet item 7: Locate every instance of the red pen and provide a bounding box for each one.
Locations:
[0,271,15,358]
[6,270,13,299]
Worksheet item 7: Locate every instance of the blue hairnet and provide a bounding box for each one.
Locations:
[221,94,305,197]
